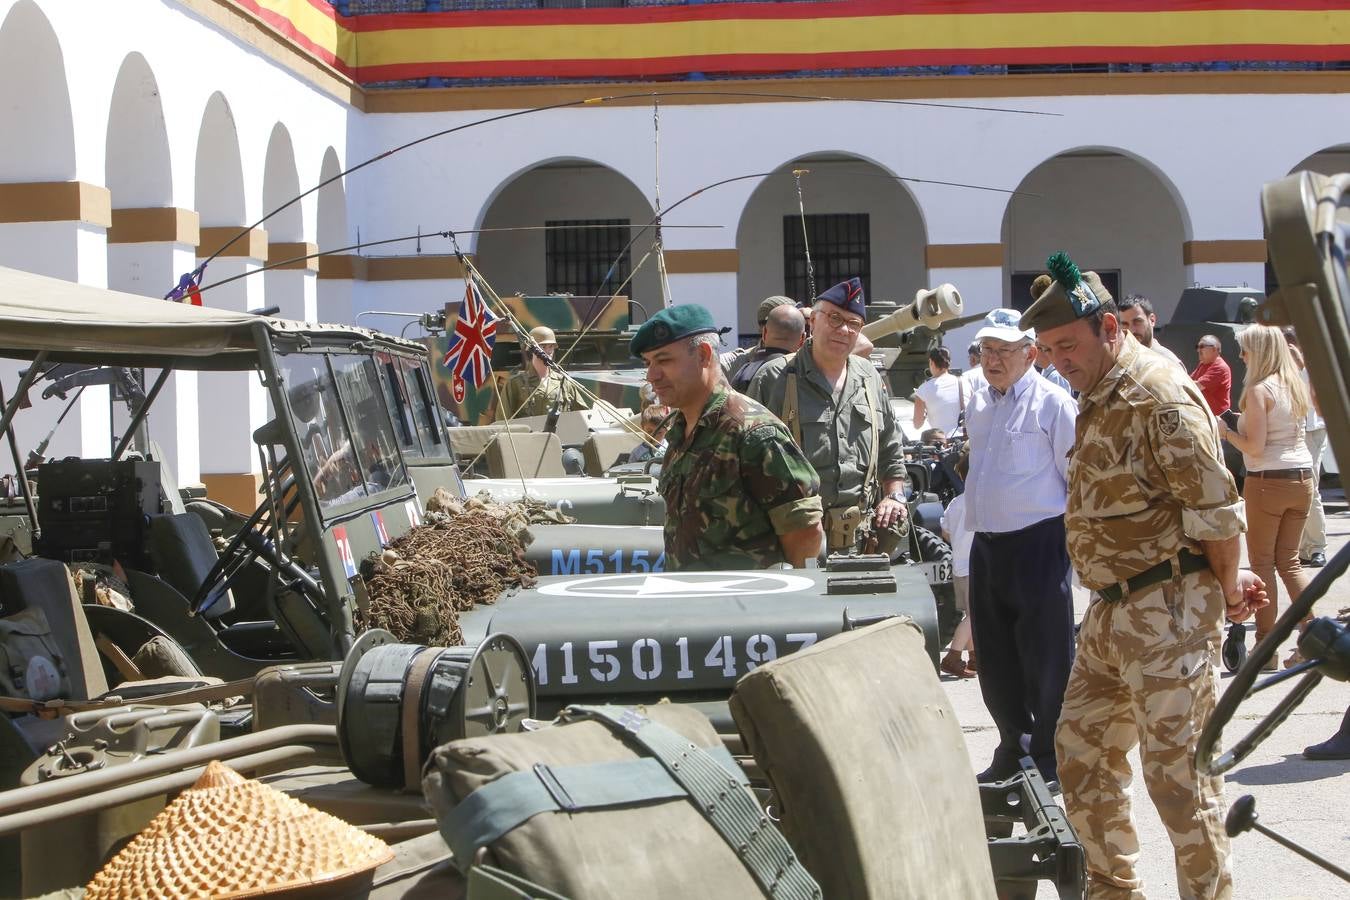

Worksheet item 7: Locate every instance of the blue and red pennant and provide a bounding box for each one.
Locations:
[442,279,498,403]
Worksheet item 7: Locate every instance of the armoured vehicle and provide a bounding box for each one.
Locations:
[1163,284,1263,398]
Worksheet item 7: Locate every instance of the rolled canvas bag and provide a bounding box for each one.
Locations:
[424,703,820,900]
[730,618,997,899]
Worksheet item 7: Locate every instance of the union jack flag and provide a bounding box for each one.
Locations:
[442,280,498,389]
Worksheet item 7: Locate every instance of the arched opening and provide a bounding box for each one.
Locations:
[735,153,926,341]
[316,146,351,323]
[0,0,75,185]
[105,52,193,480]
[0,1,89,472]
[261,122,310,321]
[475,159,660,313]
[193,93,259,482]
[1001,148,1188,321]
[1288,144,1350,178]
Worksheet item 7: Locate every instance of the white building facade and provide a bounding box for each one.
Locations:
[2,0,1348,491]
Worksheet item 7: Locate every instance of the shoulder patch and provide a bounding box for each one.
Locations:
[1156,407,1181,437]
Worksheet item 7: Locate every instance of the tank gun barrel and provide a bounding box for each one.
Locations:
[861,284,963,341]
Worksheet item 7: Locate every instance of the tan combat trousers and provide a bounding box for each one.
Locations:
[1055,569,1231,900]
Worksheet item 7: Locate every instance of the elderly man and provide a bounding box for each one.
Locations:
[1025,252,1265,900]
[960,339,988,397]
[1190,334,1233,417]
[632,304,823,570]
[729,303,806,392]
[748,277,907,555]
[1118,294,1185,368]
[962,308,1078,785]
[496,325,588,421]
[721,294,797,377]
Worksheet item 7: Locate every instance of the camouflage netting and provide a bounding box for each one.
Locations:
[356,489,562,646]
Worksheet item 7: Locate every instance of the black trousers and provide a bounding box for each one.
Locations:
[970,514,1076,774]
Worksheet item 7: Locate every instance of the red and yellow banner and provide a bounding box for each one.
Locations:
[234,1,1350,83]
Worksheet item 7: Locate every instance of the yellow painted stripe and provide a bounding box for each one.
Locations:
[354,11,1350,67]
[250,0,349,60]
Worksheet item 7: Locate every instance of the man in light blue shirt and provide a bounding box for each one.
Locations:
[964,308,1078,785]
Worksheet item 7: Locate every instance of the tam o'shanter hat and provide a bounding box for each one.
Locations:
[629,304,727,357]
[84,761,394,899]
[1020,251,1114,333]
[817,277,866,320]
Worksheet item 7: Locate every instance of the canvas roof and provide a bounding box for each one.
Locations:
[0,265,423,369]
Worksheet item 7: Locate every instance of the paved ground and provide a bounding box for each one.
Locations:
[943,491,1350,899]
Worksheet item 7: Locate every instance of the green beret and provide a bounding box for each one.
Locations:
[1020,251,1114,334]
[630,303,720,358]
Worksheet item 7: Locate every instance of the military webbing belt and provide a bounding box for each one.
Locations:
[437,705,821,899]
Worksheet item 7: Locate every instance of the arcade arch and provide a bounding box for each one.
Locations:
[0,0,75,184]
[474,159,660,314]
[1289,144,1350,178]
[1001,148,1189,321]
[261,122,310,321]
[735,154,926,338]
[316,146,352,323]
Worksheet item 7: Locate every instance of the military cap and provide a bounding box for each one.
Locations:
[630,304,722,357]
[529,325,558,346]
[1021,251,1114,333]
[817,277,866,320]
[757,295,795,325]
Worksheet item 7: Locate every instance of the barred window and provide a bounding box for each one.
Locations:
[545,219,632,297]
[783,213,870,304]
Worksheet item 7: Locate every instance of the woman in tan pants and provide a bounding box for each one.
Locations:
[1217,324,1315,668]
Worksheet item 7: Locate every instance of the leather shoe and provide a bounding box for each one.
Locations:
[1305,711,1350,760]
[1303,551,1327,568]
[940,653,975,679]
[977,758,1021,783]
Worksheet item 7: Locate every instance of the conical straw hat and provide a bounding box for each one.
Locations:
[85,761,395,899]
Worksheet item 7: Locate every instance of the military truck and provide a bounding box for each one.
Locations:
[0,265,1082,897]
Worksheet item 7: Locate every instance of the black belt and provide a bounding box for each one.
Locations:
[1248,467,1312,480]
[1098,550,1209,603]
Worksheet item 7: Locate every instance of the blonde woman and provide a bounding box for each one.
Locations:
[1218,324,1315,668]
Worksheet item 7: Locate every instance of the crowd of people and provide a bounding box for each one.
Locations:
[621,252,1338,900]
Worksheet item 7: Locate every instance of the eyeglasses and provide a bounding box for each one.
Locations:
[818,310,864,332]
[978,343,1028,360]
[1196,343,1214,350]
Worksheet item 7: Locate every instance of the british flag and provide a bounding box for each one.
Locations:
[442,279,498,388]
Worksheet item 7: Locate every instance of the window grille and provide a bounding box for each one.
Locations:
[782,213,870,304]
[545,219,632,297]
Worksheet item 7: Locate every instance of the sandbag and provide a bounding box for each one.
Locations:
[423,704,810,900]
[729,618,997,900]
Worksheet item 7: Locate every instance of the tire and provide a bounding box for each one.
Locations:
[913,525,960,647]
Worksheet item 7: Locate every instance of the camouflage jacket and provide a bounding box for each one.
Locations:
[496,368,588,421]
[1067,334,1245,591]
[659,386,822,570]
[746,341,906,511]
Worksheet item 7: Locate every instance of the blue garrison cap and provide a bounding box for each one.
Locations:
[630,304,723,358]
[818,277,866,319]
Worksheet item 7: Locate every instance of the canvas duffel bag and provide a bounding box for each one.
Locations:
[730,617,996,899]
[423,703,820,900]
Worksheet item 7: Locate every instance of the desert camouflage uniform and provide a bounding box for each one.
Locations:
[659,385,822,570]
[496,368,588,421]
[1056,334,1246,900]
[747,342,906,553]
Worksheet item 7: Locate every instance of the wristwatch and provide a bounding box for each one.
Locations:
[886,490,906,504]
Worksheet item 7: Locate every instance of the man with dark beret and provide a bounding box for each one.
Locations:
[747,277,908,555]
[1026,251,1266,899]
[631,304,823,570]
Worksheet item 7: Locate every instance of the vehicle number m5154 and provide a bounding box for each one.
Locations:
[550,548,667,575]
[529,632,818,688]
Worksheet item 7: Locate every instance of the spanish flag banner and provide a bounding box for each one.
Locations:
[236,1,1350,83]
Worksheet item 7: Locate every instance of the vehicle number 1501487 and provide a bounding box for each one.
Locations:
[529,632,819,686]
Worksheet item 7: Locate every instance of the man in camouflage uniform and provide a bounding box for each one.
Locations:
[720,294,798,377]
[1024,253,1267,900]
[495,325,589,421]
[632,304,823,570]
[748,277,907,554]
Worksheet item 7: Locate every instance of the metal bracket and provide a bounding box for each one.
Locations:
[981,758,1085,900]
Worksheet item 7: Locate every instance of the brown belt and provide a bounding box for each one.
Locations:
[1248,467,1312,480]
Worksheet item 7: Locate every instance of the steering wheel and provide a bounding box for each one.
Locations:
[1195,544,1350,776]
